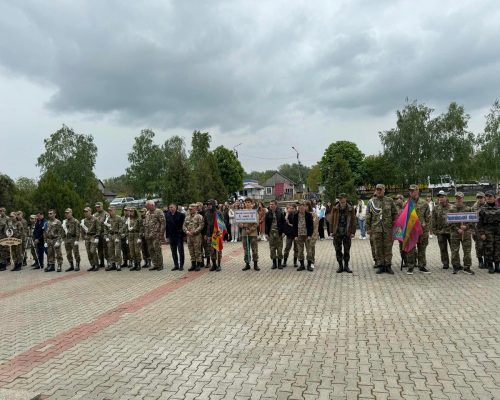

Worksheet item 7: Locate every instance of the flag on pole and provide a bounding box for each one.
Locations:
[392,199,423,252]
[211,211,227,251]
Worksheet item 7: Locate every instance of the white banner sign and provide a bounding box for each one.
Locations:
[234,209,258,223]
[446,212,478,223]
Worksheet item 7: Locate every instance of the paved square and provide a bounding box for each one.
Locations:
[1,237,500,399]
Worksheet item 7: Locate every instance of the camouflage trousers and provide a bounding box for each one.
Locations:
[146,236,163,268]
[483,228,500,263]
[307,238,316,263]
[47,238,63,265]
[450,231,472,268]
[11,244,23,264]
[371,231,393,266]
[128,233,142,263]
[0,236,8,264]
[187,234,203,262]
[64,239,81,264]
[369,234,377,263]
[472,233,485,261]
[406,232,429,268]
[283,237,298,260]
[295,235,311,262]
[210,245,222,264]
[96,235,108,265]
[436,233,451,267]
[242,235,259,263]
[203,236,211,259]
[106,234,122,265]
[268,230,283,259]
[85,238,98,267]
[333,235,352,265]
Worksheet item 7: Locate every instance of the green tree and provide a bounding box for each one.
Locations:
[320,141,365,186]
[159,136,194,204]
[244,170,277,185]
[189,130,211,167]
[33,172,85,219]
[0,173,16,209]
[213,146,245,195]
[103,175,133,197]
[363,154,398,186]
[379,101,434,185]
[306,163,321,192]
[13,177,37,214]
[126,129,164,197]
[37,124,100,204]
[277,163,310,187]
[323,154,357,203]
[477,99,500,188]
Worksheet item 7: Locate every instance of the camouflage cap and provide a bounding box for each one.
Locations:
[65,208,73,213]
[375,184,385,189]
[84,207,92,212]
[437,190,446,197]
[16,211,23,216]
[189,203,198,208]
[485,190,495,197]
[95,201,103,207]
[476,192,485,198]
[408,184,419,191]
[455,191,464,198]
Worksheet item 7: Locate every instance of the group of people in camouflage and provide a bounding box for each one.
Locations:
[366,184,500,275]
[1,186,499,275]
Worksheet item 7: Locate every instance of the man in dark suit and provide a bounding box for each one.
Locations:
[165,203,186,271]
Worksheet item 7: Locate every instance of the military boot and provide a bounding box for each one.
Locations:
[65,261,75,272]
[188,261,196,271]
[0,263,6,271]
[22,256,27,266]
[478,257,485,269]
[253,261,260,271]
[116,263,121,271]
[216,262,221,272]
[209,260,217,272]
[282,257,287,267]
[87,265,97,272]
[205,257,211,268]
[344,260,352,273]
[11,263,22,272]
[271,259,277,270]
[242,263,251,271]
[56,263,62,272]
[385,264,394,275]
[495,262,500,273]
[75,260,80,271]
[277,259,283,269]
[488,262,495,274]
[121,260,128,269]
[376,265,386,274]
[293,257,298,268]
[45,264,55,272]
[307,261,314,272]
[297,260,305,271]
[336,259,343,273]
[195,262,201,271]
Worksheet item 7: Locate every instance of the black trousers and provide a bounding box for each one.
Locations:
[318,218,325,239]
[169,236,185,267]
[36,242,46,266]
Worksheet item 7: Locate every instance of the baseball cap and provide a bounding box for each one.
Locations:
[65,208,73,213]
[476,192,485,198]
[84,207,92,212]
[409,184,418,191]
[485,190,495,197]
[95,202,103,207]
[437,190,446,197]
[375,184,385,189]
[455,191,464,198]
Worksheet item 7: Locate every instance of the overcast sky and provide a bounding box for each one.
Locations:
[0,0,499,181]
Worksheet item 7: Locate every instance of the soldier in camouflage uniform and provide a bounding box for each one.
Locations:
[292,201,313,272]
[472,192,486,268]
[81,207,100,271]
[432,190,452,269]
[8,212,24,271]
[265,200,285,269]
[43,209,64,272]
[140,208,151,268]
[239,198,260,271]
[0,207,7,271]
[144,200,166,271]
[104,206,124,271]
[127,208,143,271]
[183,203,205,271]
[16,211,28,266]
[366,184,398,274]
[449,192,474,274]
[405,185,431,275]
[478,191,500,273]
[120,206,131,268]
[93,202,109,268]
[62,208,81,271]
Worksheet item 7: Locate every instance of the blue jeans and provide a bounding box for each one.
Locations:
[358,218,366,238]
[169,236,185,268]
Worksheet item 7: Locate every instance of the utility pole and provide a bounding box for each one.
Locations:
[292,146,304,196]
[232,143,242,159]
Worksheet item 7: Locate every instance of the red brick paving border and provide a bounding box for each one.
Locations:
[0,246,244,386]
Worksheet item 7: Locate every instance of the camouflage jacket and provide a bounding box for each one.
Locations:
[477,203,500,235]
[9,219,24,239]
[183,213,204,235]
[62,217,80,240]
[449,203,472,234]
[432,203,451,235]
[18,218,28,238]
[410,197,431,233]
[144,209,166,239]
[44,218,63,241]
[0,215,8,238]
[81,216,99,239]
[365,196,398,233]
[125,217,141,234]
[105,215,124,236]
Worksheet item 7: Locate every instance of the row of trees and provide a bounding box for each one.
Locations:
[1,99,498,215]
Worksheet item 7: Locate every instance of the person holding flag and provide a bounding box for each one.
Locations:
[395,185,431,275]
[209,200,227,272]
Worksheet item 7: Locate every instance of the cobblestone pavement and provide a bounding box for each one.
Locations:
[1,237,500,399]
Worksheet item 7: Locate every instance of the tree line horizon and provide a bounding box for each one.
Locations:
[1,98,499,218]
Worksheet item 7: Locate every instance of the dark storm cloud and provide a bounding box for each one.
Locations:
[1,0,499,132]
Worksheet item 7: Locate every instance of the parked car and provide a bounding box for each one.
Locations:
[110,197,135,207]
